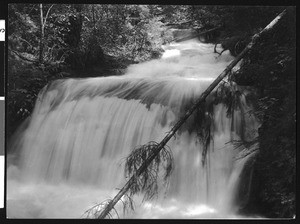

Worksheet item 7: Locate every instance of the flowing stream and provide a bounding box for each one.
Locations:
[7,39,259,218]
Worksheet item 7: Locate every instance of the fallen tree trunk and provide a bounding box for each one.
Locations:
[96,9,287,219]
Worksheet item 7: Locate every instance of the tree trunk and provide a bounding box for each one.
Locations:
[39,4,44,64]
[92,5,96,34]
[97,9,287,219]
[38,4,54,64]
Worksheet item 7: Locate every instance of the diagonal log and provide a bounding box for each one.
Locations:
[97,9,287,219]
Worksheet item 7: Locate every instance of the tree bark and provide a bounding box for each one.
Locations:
[97,9,287,219]
[92,4,96,34]
[39,4,54,64]
[39,4,44,64]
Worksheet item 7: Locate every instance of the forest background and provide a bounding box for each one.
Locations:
[7,4,296,218]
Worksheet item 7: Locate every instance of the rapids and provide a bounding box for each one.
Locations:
[7,39,258,218]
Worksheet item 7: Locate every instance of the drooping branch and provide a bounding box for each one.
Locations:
[15,35,34,49]
[92,9,287,219]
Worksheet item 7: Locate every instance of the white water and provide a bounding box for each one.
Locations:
[7,39,258,219]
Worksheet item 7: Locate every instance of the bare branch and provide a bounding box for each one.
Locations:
[43,4,54,27]
[10,49,38,63]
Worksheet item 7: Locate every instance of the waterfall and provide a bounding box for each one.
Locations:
[7,39,258,218]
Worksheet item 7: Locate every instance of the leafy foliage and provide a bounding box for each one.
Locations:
[82,199,120,219]
[125,141,173,201]
[7,4,172,140]
[82,141,173,219]
[81,4,171,62]
[7,50,69,137]
[231,7,296,218]
[182,6,296,217]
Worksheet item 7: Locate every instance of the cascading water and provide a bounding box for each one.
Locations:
[7,38,258,218]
